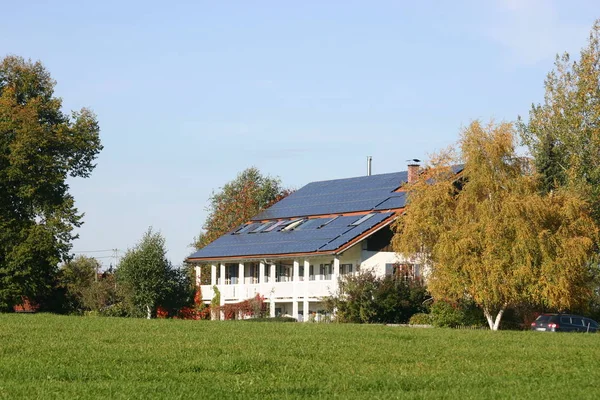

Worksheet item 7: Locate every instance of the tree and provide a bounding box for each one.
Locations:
[59,255,100,313]
[194,167,291,249]
[393,121,598,330]
[0,56,102,310]
[192,167,291,285]
[519,20,600,218]
[117,228,192,318]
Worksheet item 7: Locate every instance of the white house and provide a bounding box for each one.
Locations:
[186,163,457,321]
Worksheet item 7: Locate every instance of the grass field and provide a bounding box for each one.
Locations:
[1,314,599,399]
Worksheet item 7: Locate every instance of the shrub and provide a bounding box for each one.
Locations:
[430,300,485,328]
[324,272,429,324]
[409,313,432,325]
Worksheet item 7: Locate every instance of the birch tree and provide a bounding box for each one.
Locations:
[117,228,190,318]
[393,121,598,330]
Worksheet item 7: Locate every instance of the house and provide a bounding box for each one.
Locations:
[186,163,462,321]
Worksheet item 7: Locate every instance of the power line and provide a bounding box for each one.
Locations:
[72,249,115,253]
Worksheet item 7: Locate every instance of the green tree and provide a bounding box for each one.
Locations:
[117,228,192,318]
[59,255,100,313]
[519,20,600,218]
[0,56,102,310]
[192,167,291,284]
[194,167,291,249]
[393,121,598,330]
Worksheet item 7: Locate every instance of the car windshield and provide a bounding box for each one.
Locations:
[535,315,551,323]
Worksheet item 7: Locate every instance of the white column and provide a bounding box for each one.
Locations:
[219,290,225,320]
[259,262,265,296]
[270,263,276,284]
[194,265,201,286]
[293,260,299,282]
[270,296,276,317]
[333,257,340,284]
[292,260,299,319]
[259,262,265,283]
[239,262,245,300]
[210,264,217,286]
[219,263,226,320]
[303,259,310,322]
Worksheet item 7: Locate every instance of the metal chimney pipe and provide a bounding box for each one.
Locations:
[367,156,372,176]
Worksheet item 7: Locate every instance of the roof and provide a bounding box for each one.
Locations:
[253,171,408,220]
[187,165,463,262]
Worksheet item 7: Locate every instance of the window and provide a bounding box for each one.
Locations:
[386,263,420,280]
[282,219,305,231]
[299,264,304,281]
[276,263,293,282]
[350,213,375,226]
[235,223,258,234]
[572,317,584,326]
[320,264,332,280]
[309,265,315,281]
[341,264,353,275]
[250,221,275,233]
[560,316,571,324]
[264,220,288,232]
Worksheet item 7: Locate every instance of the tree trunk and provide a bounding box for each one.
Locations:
[483,307,506,331]
[146,305,152,319]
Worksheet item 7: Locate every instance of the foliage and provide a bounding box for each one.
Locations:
[192,168,292,284]
[58,255,100,313]
[0,56,102,310]
[325,271,429,324]
[4,314,600,399]
[429,300,485,328]
[393,121,599,330]
[519,20,600,219]
[210,285,221,320]
[116,228,193,318]
[408,313,432,325]
[214,294,268,320]
[194,167,292,250]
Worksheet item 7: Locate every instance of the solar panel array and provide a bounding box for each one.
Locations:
[253,171,409,220]
[188,165,464,260]
[188,213,394,259]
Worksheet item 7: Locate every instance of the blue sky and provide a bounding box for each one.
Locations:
[2,0,598,267]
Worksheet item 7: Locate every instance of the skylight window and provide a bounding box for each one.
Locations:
[282,218,305,231]
[264,220,288,232]
[235,223,258,234]
[350,213,375,226]
[250,221,275,233]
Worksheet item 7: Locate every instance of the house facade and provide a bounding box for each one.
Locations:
[186,164,445,321]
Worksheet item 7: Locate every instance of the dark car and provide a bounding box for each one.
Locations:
[531,314,598,333]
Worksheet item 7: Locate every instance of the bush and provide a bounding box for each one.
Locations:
[409,313,432,325]
[430,300,485,328]
[324,272,430,324]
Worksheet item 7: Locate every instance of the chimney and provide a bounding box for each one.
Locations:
[367,156,372,176]
[407,160,420,184]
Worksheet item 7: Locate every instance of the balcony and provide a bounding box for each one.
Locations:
[199,279,337,302]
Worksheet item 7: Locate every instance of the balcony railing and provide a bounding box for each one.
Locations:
[199,280,337,302]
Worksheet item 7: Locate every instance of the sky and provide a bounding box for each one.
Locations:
[1,0,598,267]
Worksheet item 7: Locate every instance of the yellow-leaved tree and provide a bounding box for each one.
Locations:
[393,121,599,330]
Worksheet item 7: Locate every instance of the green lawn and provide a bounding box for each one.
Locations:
[1,314,599,399]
